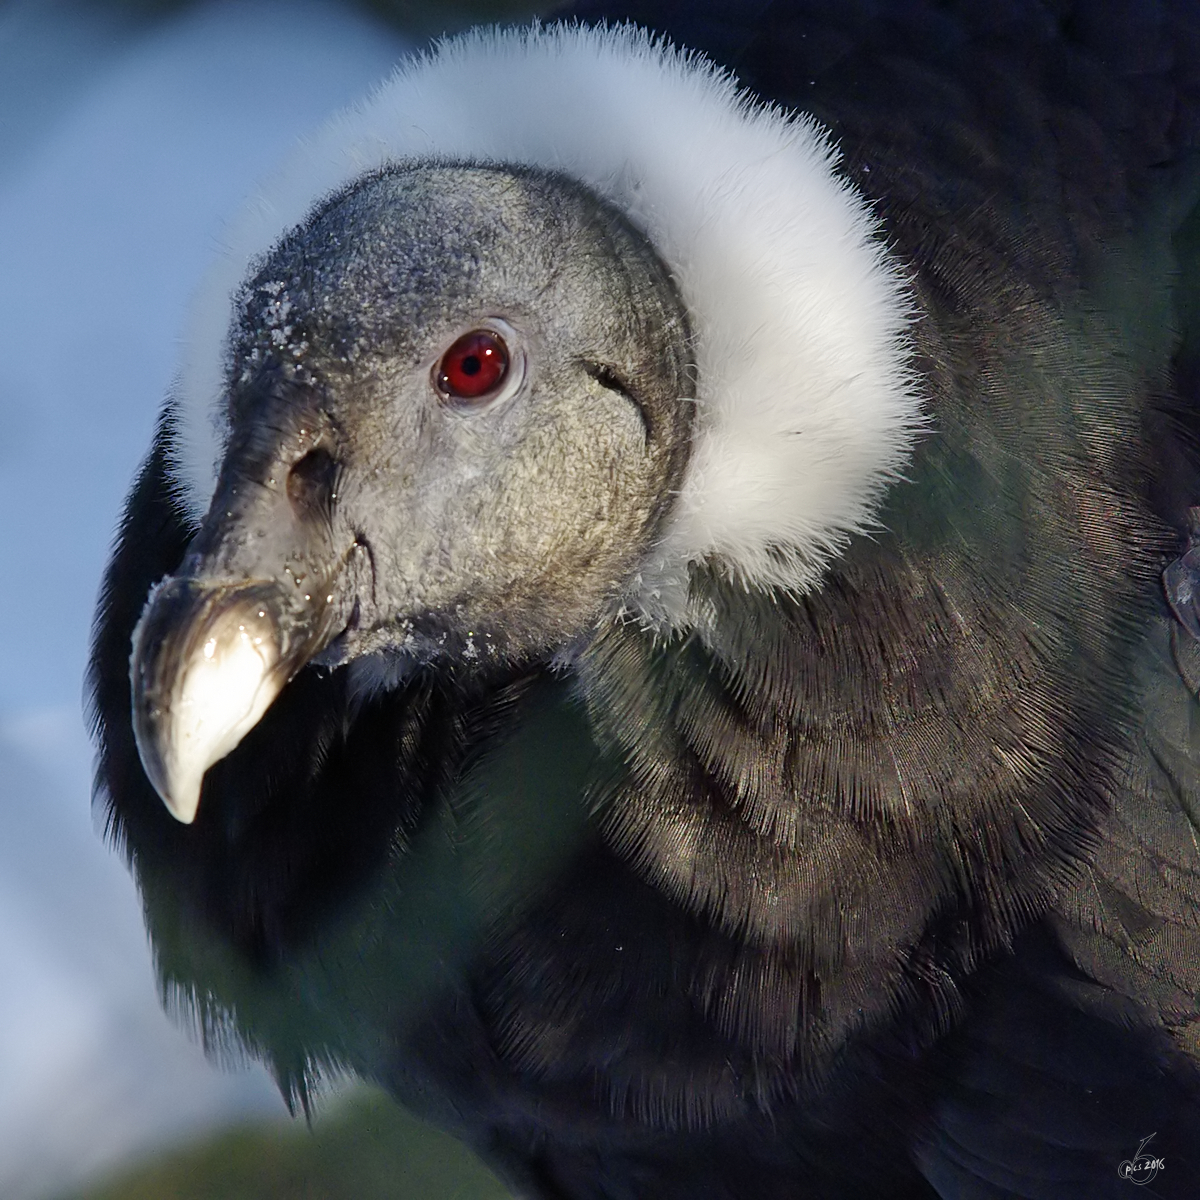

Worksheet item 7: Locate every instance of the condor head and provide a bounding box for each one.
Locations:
[130,164,694,824]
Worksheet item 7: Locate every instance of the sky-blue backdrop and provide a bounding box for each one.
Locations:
[0,3,411,1193]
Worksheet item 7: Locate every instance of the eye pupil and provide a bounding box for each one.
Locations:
[436,330,509,401]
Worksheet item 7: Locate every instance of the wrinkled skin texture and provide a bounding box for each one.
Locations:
[92,4,1200,1198]
[208,166,692,662]
[179,164,692,663]
[128,165,693,817]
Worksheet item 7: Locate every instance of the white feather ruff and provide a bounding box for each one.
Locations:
[170,22,923,626]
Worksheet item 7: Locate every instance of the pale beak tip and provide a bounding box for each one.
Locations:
[130,578,288,827]
[163,792,200,825]
[159,776,202,825]
[136,737,202,825]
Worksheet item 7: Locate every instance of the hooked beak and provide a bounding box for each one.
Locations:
[130,575,337,823]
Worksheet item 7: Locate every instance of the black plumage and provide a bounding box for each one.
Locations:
[90,2,1200,1196]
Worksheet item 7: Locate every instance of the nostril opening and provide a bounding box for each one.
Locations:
[286,447,339,517]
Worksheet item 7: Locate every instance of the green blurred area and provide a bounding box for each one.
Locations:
[59,1087,516,1200]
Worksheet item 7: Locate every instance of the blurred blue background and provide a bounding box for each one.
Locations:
[0,2,530,1194]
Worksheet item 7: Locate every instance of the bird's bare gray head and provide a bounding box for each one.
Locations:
[131,163,694,822]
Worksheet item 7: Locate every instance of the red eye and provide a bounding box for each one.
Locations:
[435,329,510,402]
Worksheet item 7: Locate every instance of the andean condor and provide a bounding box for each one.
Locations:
[89,3,1200,1196]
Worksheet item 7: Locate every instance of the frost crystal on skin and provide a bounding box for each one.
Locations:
[170,22,922,628]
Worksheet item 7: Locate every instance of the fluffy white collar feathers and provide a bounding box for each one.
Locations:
[171,22,923,627]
